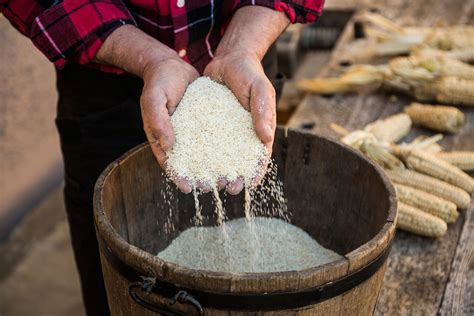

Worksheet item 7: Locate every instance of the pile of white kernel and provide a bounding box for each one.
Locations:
[166,77,267,187]
[157,217,343,273]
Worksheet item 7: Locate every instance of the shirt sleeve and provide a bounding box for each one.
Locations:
[235,0,324,23]
[1,0,136,68]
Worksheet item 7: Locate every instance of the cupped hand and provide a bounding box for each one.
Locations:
[204,51,276,194]
[140,57,199,194]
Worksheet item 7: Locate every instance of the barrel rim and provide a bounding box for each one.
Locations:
[93,127,397,294]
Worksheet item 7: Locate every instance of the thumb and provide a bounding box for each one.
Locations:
[249,78,276,154]
[141,90,175,152]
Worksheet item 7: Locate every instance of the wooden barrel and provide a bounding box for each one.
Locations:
[94,127,397,315]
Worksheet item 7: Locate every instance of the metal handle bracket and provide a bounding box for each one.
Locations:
[129,277,204,315]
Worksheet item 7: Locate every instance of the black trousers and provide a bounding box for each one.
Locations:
[56,48,279,316]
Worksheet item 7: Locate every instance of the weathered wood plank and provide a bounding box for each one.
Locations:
[464,262,474,315]
[376,213,467,315]
[439,200,474,315]
[286,0,473,314]
[277,52,331,124]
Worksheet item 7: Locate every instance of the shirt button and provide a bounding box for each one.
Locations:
[177,0,185,8]
[178,49,187,58]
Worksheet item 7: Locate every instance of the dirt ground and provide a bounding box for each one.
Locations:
[0,186,85,316]
[0,14,86,315]
[0,15,62,237]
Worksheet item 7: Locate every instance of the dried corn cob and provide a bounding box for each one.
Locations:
[364,113,412,143]
[415,77,474,106]
[434,77,474,106]
[297,65,386,94]
[412,47,474,63]
[404,103,465,133]
[436,58,474,79]
[436,151,474,171]
[385,169,471,209]
[393,146,474,192]
[395,184,458,223]
[360,141,404,170]
[425,26,474,50]
[396,202,447,238]
[390,56,474,81]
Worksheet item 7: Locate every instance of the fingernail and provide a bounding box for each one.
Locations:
[180,185,192,194]
[177,180,192,194]
[226,181,243,195]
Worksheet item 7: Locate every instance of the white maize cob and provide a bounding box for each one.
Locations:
[393,146,474,192]
[397,202,447,238]
[390,56,474,82]
[395,184,458,223]
[404,103,465,133]
[436,151,474,171]
[434,77,474,107]
[385,169,471,209]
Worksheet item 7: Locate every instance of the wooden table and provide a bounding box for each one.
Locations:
[285,1,474,314]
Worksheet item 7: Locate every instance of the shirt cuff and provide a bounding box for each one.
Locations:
[29,0,136,69]
[235,0,324,23]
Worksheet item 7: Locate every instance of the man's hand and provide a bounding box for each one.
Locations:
[140,57,199,194]
[95,5,289,195]
[204,6,289,194]
[204,52,275,194]
[95,25,199,193]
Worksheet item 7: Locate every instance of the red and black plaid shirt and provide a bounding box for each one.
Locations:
[1,0,324,73]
